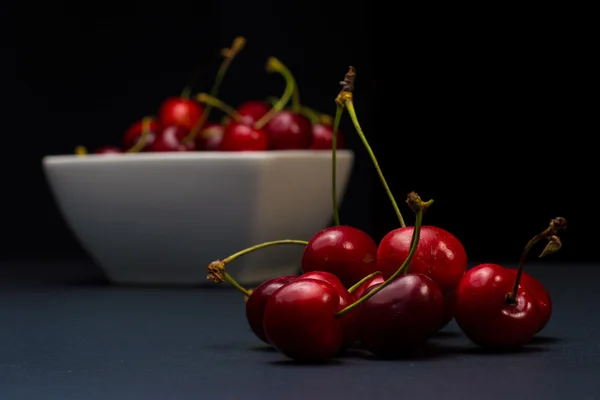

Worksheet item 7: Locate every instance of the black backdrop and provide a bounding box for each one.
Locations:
[1,2,596,278]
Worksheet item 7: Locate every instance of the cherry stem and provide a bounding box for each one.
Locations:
[336,193,432,317]
[184,37,246,143]
[331,104,344,226]
[506,217,567,304]
[254,57,295,130]
[196,93,242,123]
[336,67,406,228]
[347,271,382,294]
[126,116,152,153]
[207,239,309,296]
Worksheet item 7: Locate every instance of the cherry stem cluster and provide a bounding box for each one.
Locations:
[506,217,567,304]
[331,67,407,229]
[335,192,431,317]
[184,37,246,143]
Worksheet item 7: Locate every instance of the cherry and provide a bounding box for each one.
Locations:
[263,278,345,361]
[244,275,298,344]
[295,271,358,348]
[220,122,268,151]
[357,274,444,357]
[263,110,313,150]
[122,118,160,151]
[301,225,378,289]
[149,125,196,152]
[158,97,204,131]
[236,100,271,126]
[195,122,224,151]
[454,217,567,349]
[377,226,468,295]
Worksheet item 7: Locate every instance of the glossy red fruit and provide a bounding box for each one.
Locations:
[311,123,345,150]
[263,111,313,150]
[149,125,196,152]
[219,122,268,151]
[454,263,542,349]
[508,270,552,333]
[301,226,378,289]
[245,275,298,344]
[94,146,122,154]
[122,119,161,151]
[296,271,357,348]
[357,274,444,357]
[351,273,384,300]
[377,226,467,294]
[236,100,271,126]
[195,122,224,151]
[159,97,204,131]
[263,278,344,361]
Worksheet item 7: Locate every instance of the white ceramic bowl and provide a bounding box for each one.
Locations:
[42,151,354,286]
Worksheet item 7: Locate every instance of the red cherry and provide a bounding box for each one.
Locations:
[158,97,204,131]
[508,270,552,333]
[263,110,313,150]
[357,274,445,357]
[219,122,268,151]
[245,275,298,344]
[296,271,358,348]
[149,125,196,152]
[350,273,384,300]
[377,226,467,295]
[262,278,344,361]
[301,225,378,289]
[454,263,542,349]
[122,119,161,151]
[195,122,224,151]
[94,146,122,154]
[236,100,271,126]
[311,123,345,150]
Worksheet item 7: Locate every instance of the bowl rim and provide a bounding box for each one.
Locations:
[42,149,354,166]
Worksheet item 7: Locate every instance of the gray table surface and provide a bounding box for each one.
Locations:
[1,260,599,400]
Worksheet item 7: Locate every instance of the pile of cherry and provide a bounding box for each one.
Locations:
[206,64,568,363]
[77,36,343,156]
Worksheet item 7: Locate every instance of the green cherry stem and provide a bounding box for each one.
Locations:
[207,239,309,296]
[331,104,344,226]
[195,93,243,123]
[336,193,432,317]
[254,57,295,130]
[184,37,246,143]
[506,217,567,304]
[347,271,382,294]
[126,116,152,153]
[336,67,406,228]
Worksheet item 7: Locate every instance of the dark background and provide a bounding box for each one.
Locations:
[1,3,596,280]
